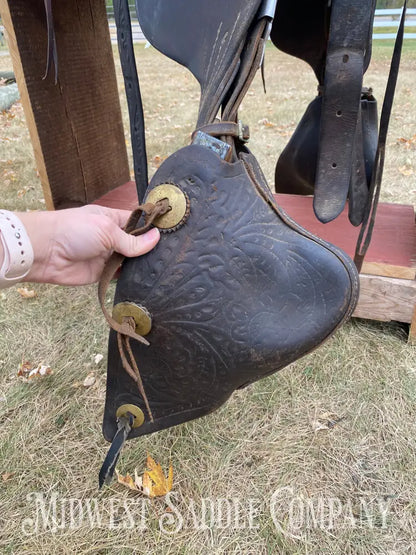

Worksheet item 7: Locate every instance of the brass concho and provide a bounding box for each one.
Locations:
[116,404,145,428]
[112,302,152,336]
[146,183,189,231]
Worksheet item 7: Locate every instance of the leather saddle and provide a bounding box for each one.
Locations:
[98,0,361,485]
[271,0,378,226]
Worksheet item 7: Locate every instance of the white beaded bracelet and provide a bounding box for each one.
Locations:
[0,210,34,289]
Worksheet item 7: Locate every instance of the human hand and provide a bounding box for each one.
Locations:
[18,205,160,286]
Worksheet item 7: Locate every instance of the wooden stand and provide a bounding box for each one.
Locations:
[2,0,415,340]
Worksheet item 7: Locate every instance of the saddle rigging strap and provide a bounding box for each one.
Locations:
[314,0,376,223]
[269,0,406,260]
[354,1,407,271]
[113,0,149,202]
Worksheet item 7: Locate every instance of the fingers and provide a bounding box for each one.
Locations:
[82,205,132,228]
[104,208,132,228]
[111,226,160,258]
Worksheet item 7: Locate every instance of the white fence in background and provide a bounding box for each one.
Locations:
[108,22,145,43]
[373,8,416,38]
[108,8,416,45]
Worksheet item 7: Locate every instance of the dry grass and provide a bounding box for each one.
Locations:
[0,39,415,555]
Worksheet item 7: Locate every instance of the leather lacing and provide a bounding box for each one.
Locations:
[98,199,170,423]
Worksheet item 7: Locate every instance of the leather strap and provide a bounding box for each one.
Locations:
[99,413,133,488]
[348,99,368,226]
[222,19,267,123]
[98,199,170,419]
[113,0,148,202]
[43,0,58,83]
[314,0,376,223]
[98,201,169,343]
[354,2,407,271]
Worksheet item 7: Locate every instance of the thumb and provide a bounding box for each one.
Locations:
[112,226,161,257]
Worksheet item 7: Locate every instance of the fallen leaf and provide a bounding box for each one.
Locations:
[398,165,414,176]
[17,361,32,377]
[83,373,96,388]
[18,361,53,380]
[311,411,343,433]
[16,287,37,299]
[2,472,14,482]
[142,470,153,497]
[17,186,34,198]
[116,469,140,492]
[116,454,173,498]
[152,155,167,168]
[258,118,275,128]
[396,134,416,149]
[143,454,173,498]
[94,354,104,365]
[29,364,52,379]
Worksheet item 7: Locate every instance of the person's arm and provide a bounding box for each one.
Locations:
[0,205,160,287]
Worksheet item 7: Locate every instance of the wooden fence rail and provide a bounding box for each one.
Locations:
[374,7,416,38]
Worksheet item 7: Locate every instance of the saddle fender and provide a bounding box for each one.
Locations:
[103,144,359,440]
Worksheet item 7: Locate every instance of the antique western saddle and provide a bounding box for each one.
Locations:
[43,0,407,485]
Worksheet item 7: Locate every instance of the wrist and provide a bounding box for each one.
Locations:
[0,210,34,288]
[17,211,57,283]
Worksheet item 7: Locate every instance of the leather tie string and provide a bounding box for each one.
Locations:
[98,198,170,422]
[353,1,407,272]
[43,0,58,84]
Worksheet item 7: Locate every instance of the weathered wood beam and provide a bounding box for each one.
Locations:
[0,0,130,209]
[353,274,416,325]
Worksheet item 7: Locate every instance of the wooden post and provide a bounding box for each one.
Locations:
[0,0,130,209]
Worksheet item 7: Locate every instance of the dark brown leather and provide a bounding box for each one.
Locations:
[348,91,378,226]
[355,3,407,270]
[103,144,359,440]
[272,0,378,226]
[113,0,148,202]
[275,91,378,227]
[270,0,330,83]
[135,0,263,127]
[102,0,360,444]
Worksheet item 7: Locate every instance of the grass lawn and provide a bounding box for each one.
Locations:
[0,38,415,554]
